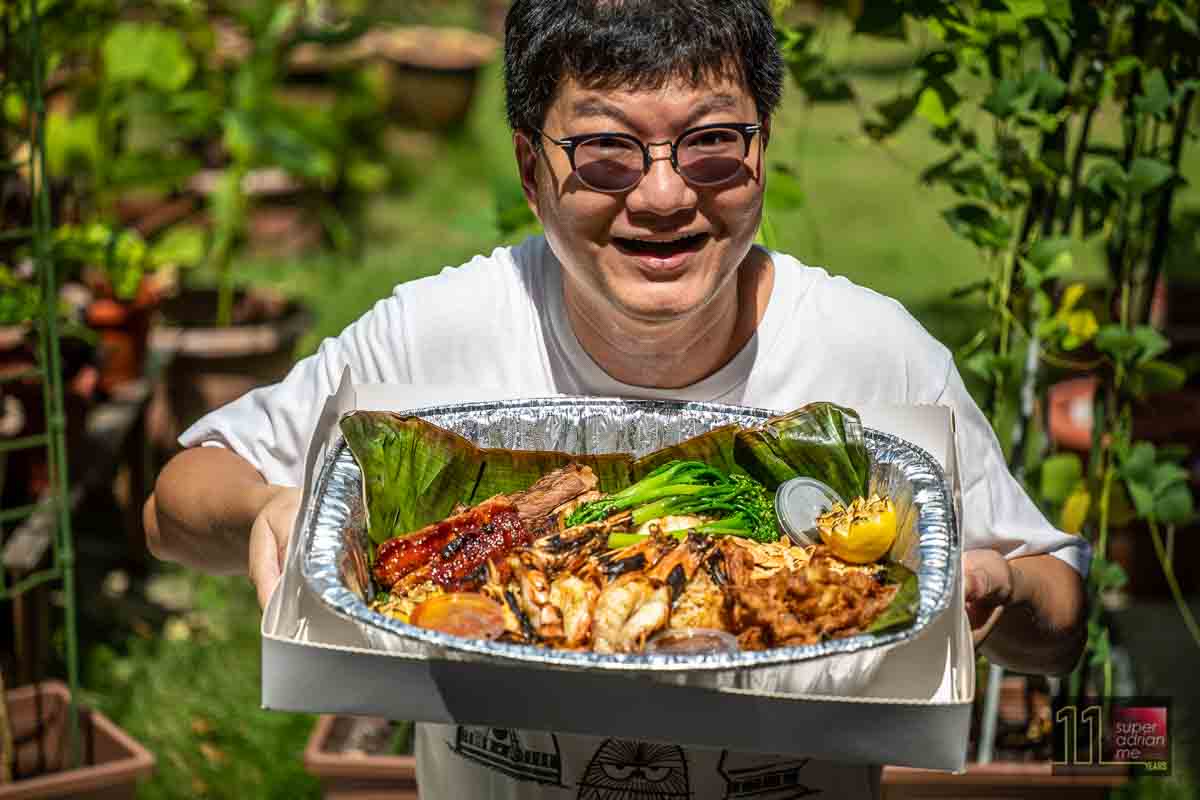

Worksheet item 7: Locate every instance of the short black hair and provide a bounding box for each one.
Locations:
[504,0,784,133]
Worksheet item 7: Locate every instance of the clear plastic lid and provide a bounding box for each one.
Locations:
[774,477,845,548]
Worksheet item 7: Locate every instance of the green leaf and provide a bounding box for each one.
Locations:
[1126,481,1156,518]
[941,203,1013,249]
[1155,483,1194,524]
[1150,463,1190,495]
[1127,157,1174,196]
[151,226,207,267]
[1026,70,1067,111]
[1028,237,1073,273]
[916,80,959,128]
[733,403,871,502]
[1134,69,1173,118]
[1119,441,1157,484]
[1133,360,1187,395]
[341,411,632,544]
[1091,559,1127,593]
[1004,0,1047,20]
[1041,453,1084,503]
[983,77,1026,118]
[103,22,195,92]
[1132,325,1170,364]
[866,564,919,634]
[1095,324,1140,362]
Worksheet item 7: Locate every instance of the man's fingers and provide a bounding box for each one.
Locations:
[971,604,1004,648]
[249,520,282,609]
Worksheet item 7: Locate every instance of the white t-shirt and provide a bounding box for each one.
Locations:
[182,235,1089,799]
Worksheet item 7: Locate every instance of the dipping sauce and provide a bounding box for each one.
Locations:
[645,627,739,655]
[409,593,506,639]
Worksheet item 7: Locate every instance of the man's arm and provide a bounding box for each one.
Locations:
[965,549,1087,675]
[145,447,299,605]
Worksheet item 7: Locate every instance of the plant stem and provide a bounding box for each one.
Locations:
[1139,86,1196,324]
[1147,519,1200,648]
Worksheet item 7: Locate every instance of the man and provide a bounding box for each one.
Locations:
[145,1,1088,796]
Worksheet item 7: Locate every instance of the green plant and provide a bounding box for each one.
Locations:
[205,0,385,326]
[775,0,1200,704]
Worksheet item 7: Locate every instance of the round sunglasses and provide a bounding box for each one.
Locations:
[534,122,762,193]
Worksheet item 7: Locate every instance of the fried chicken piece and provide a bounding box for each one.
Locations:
[726,560,897,649]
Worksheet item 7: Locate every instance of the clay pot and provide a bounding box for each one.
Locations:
[0,681,154,798]
[370,26,498,130]
[882,761,1126,798]
[188,168,325,259]
[85,275,168,396]
[147,287,312,449]
[303,715,417,800]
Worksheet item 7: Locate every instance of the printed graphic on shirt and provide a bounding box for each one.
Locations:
[717,751,821,799]
[576,739,690,800]
[449,726,564,786]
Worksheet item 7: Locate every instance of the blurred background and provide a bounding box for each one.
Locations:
[1,0,1198,797]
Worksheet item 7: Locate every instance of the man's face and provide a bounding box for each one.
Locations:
[517,76,766,323]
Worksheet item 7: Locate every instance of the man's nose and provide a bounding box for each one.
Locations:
[626,147,696,216]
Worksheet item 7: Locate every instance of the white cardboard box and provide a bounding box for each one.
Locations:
[261,377,974,771]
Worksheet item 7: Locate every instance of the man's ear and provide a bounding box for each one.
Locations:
[761,116,772,150]
[514,130,541,218]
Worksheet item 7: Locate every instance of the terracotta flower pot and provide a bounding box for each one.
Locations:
[0,681,154,798]
[85,275,168,396]
[147,287,312,450]
[882,761,1126,799]
[303,715,417,800]
[369,26,498,130]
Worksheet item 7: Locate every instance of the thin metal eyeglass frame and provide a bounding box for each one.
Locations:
[534,122,762,192]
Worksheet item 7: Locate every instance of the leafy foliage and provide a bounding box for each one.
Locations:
[775,0,1200,696]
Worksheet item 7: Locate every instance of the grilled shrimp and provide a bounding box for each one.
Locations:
[592,574,670,653]
[549,574,600,647]
[513,557,564,640]
[595,532,676,582]
[645,533,711,600]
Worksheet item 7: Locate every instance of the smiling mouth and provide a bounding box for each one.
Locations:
[612,233,709,260]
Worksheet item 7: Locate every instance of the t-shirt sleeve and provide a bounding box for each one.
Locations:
[177,293,411,487]
[936,359,1091,577]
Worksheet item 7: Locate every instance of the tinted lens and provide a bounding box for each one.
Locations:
[678,127,747,185]
[574,135,644,191]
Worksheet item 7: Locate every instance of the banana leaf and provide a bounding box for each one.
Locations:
[733,402,871,502]
[345,402,871,547]
[867,562,919,634]
[630,424,744,480]
[342,411,633,545]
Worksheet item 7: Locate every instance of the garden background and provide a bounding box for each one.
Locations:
[2,0,1198,797]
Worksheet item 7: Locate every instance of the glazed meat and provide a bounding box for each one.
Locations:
[509,464,599,524]
[373,463,599,591]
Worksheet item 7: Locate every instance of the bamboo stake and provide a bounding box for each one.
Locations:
[0,668,11,784]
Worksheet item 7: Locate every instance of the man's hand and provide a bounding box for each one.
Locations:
[963,548,1087,675]
[964,549,1018,646]
[249,487,301,608]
